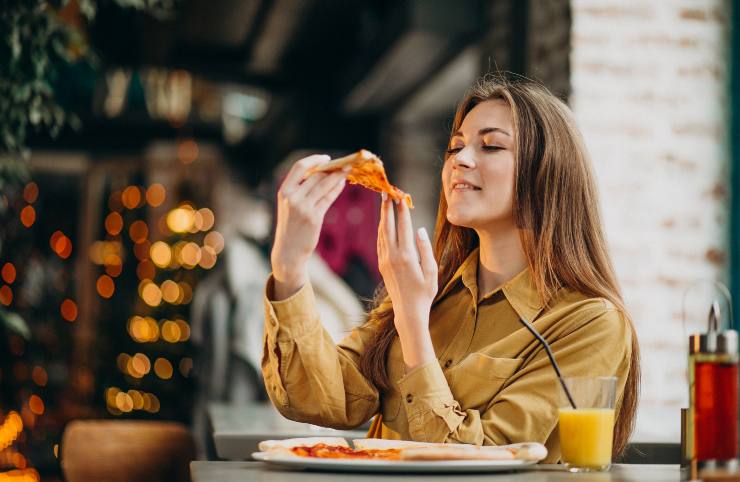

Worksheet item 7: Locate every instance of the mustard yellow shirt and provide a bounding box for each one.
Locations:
[261,248,631,462]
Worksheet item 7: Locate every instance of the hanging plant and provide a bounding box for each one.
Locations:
[0,0,178,194]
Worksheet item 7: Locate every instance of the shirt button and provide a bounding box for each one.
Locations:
[406,394,414,403]
[444,359,453,368]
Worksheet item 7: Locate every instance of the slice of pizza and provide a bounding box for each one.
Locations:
[290,443,401,461]
[257,436,349,452]
[353,439,548,462]
[306,150,413,208]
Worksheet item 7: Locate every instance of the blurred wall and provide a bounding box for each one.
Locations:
[571,0,731,440]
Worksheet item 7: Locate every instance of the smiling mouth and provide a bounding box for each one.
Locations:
[451,183,482,192]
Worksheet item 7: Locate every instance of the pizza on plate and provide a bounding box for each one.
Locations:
[305,149,413,208]
[256,437,547,462]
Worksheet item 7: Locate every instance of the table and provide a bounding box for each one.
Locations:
[209,403,367,460]
[191,461,682,481]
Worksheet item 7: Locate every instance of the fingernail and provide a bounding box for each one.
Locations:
[381,192,387,202]
[342,166,352,172]
[418,227,429,242]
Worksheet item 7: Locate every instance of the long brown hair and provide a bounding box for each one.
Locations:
[358,74,640,456]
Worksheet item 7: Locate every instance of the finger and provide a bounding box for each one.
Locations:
[315,176,346,214]
[416,227,438,282]
[293,171,328,198]
[281,154,331,193]
[378,191,387,244]
[396,196,414,254]
[306,170,347,205]
[382,193,396,248]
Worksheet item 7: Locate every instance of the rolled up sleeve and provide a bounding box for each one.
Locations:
[262,274,380,430]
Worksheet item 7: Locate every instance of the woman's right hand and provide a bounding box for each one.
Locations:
[271,154,348,300]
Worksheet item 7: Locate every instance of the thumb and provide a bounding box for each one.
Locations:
[416,227,438,285]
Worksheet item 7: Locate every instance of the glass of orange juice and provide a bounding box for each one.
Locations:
[558,376,617,472]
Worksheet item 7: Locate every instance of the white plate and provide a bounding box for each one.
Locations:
[252,451,537,473]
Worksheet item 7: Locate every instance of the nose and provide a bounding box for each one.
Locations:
[452,146,476,170]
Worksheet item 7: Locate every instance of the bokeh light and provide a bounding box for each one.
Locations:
[204,231,225,254]
[122,186,142,209]
[28,395,44,416]
[50,231,73,260]
[199,245,217,269]
[160,280,179,304]
[1,263,16,284]
[23,182,39,204]
[104,254,123,277]
[180,242,201,268]
[166,206,195,233]
[104,212,123,236]
[31,367,48,387]
[20,205,36,228]
[176,319,190,341]
[128,316,159,343]
[153,358,173,379]
[150,241,172,268]
[60,299,78,322]
[96,275,115,299]
[115,391,134,412]
[146,183,166,207]
[161,320,181,343]
[177,282,193,304]
[129,353,151,378]
[129,220,149,243]
[0,285,13,306]
[198,208,215,231]
[140,281,162,307]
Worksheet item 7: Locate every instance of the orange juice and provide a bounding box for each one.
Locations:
[558,408,615,470]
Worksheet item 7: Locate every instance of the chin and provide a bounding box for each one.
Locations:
[446,209,476,229]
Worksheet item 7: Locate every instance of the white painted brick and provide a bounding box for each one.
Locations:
[572,0,730,441]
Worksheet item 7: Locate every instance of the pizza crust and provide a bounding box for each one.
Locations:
[257,436,349,452]
[306,150,413,208]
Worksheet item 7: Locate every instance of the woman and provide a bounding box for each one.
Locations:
[262,75,640,462]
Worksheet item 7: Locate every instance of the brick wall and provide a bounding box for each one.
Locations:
[570,0,731,440]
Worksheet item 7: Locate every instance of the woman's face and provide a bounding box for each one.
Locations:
[442,99,516,230]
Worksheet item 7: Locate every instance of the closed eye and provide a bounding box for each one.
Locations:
[482,146,503,152]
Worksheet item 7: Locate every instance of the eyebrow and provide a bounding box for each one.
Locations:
[452,127,511,138]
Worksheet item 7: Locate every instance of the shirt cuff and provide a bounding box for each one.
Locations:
[264,273,321,340]
[397,361,455,420]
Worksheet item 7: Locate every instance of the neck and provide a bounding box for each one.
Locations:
[475,223,528,298]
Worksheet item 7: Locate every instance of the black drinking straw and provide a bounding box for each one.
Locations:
[517,317,578,410]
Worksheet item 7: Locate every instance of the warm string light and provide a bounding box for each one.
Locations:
[97,182,222,419]
[49,231,73,259]
[0,468,40,481]
[1,264,16,284]
[116,352,192,381]
[0,412,23,451]
[105,387,160,415]
[127,316,190,343]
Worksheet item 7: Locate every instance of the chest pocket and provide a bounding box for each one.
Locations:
[447,353,523,411]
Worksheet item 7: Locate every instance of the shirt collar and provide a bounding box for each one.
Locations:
[436,247,544,322]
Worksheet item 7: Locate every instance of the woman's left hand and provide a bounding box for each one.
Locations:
[377,194,438,368]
